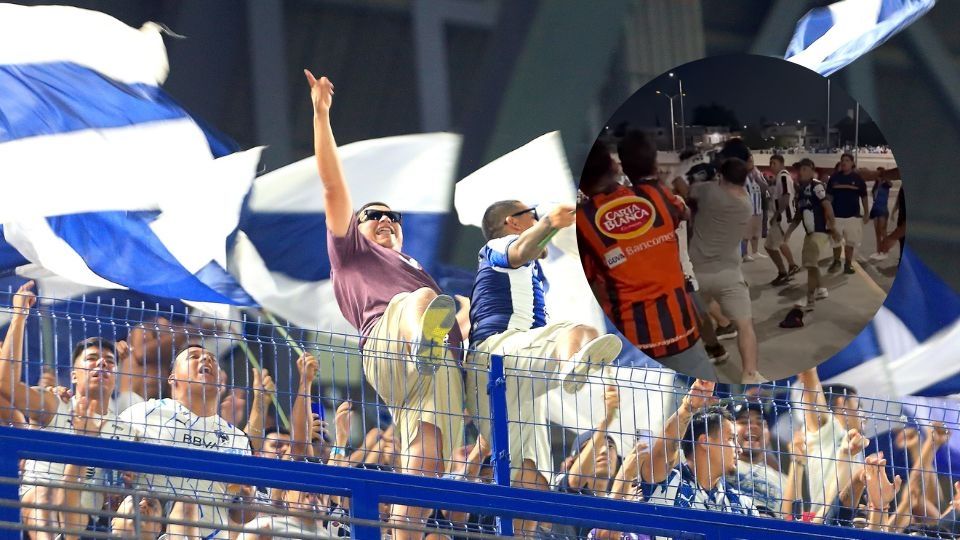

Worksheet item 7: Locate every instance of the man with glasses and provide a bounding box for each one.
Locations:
[305,71,464,539]
[466,198,622,536]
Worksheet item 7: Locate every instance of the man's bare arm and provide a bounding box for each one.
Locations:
[797,368,830,433]
[304,71,353,237]
[647,379,715,484]
[507,204,574,268]
[0,281,57,426]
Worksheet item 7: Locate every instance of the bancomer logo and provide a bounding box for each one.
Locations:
[595,196,656,240]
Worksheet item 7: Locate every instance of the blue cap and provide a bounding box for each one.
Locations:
[569,430,616,458]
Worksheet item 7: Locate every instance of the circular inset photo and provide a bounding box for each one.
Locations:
[576,54,903,384]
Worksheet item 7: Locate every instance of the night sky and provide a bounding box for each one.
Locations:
[606,54,875,130]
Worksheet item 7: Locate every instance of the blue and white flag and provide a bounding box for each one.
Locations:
[820,248,960,397]
[785,0,936,76]
[233,133,462,333]
[0,4,262,305]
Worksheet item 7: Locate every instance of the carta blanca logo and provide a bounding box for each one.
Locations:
[604,247,626,268]
[595,196,656,240]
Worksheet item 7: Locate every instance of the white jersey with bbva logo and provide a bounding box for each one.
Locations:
[469,234,548,345]
[119,398,252,539]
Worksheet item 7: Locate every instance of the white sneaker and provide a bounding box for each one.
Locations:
[794,297,815,310]
[561,334,622,394]
[815,287,829,300]
[754,252,769,259]
[741,371,768,384]
[869,252,888,261]
[411,295,456,374]
[742,255,755,262]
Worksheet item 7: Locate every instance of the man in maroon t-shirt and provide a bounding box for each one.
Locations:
[305,70,465,539]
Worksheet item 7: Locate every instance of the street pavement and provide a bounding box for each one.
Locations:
[707,184,902,384]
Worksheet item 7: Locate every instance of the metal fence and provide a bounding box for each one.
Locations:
[0,291,957,539]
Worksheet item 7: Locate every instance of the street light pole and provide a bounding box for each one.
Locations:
[678,78,686,150]
[826,78,831,149]
[657,90,678,152]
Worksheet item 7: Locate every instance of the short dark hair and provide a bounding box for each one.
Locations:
[770,154,785,165]
[681,405,734,457]
[170,342,212,371]
[798,158,816,170]
[720,157,748,186]
[617,130,658,180]
[480,200,524,241]
[356,201,392,218]
[580,141,615,193]
[823,384,858,409]
[266,427,291,438]
[719,138,751,162]
[72,337,116,365]
[840,153,855,162]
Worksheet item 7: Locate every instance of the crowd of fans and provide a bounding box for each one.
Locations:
[0,74,932,540]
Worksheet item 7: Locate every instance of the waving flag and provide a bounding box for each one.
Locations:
[785,0,936,76]
[0,4,262,305]
[233,133,462,332]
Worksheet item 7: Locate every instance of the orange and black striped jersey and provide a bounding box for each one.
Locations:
[577,180,700,358]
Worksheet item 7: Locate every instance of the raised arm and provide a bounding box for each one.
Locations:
[304,70,352,237]
[60,396,103,540]
[646,379,715,484]
[567,385,619,488]
[796,368,830,433]
[328,401,353,467]
[507,204,575,268]
[0,281,58,426]
[244,368,275,453]
[781,429,807,518]
[290,352,319,459]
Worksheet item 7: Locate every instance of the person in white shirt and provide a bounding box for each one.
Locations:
[0,282,138,538]
[119,344,258,539]
[797,368,866,515]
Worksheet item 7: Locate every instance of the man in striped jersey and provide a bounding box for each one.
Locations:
[0,282,139,539]
[466,198,622,536]
[645,406,758,517]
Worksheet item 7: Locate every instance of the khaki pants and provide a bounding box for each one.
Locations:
[464,321,579,484]
[363,292,464,464]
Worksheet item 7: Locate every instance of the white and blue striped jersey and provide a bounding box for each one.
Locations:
[642,462,758,516]
[469,235,548,344]
[119,398,252,540]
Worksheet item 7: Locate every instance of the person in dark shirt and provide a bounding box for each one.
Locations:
[880,187,906,264]
[785,159,839,311]
[826,154,869,275]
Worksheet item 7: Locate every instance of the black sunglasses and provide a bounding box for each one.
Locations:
[359,209,402,224]
[507,207,538,221]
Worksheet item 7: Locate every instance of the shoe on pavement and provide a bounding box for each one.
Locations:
[705,344,729,365]
[742,255,755,262]
[754,252,769,259]
[794,296,816,310]
[741,371,767,385]
[828,259,842,273]
[869,252,888,261]
[412,294,456,374]
[787,265,801,276]
[715,323,738,341]
[844,264,855,275]
[561,334,622,394]
[770,273,792,286]
[779,308,806,328]
[815,287,829,300]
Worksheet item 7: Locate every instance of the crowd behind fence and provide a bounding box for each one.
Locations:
[1,289,958,539]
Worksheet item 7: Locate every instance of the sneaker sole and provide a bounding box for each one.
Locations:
[708,352,730,365]
[414,294,457,372]
[562,334,622,394]
[717,331,738,341]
